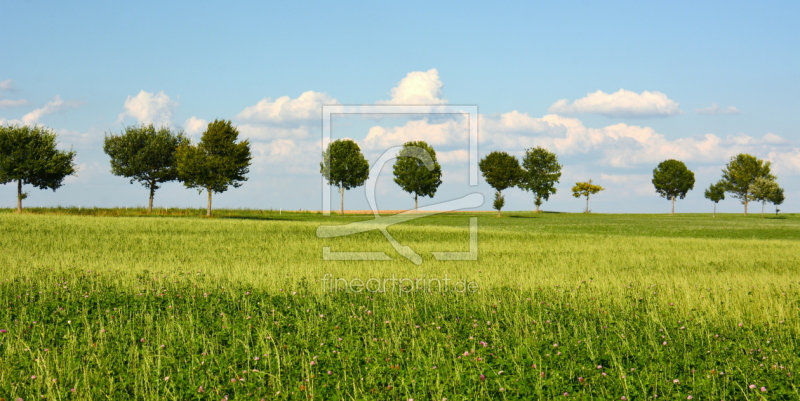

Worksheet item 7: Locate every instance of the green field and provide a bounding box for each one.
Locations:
[1,210,799,400]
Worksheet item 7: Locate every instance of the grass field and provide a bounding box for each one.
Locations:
[0,209,798,400]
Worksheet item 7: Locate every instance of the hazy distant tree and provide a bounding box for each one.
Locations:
[720,153,774,216]
[493,191,505,216]
[104,124,188,213]
[320,139,370,215]
[768,186,785,216]
[703,180,726,217]
[749,177,781,218]
[176,119,251,217]
[571,179,604,213]
[519,147,562,213]
[0,125,77,213]
[652,159,695,215]
[392,141,442,212]
[479,151,521,217]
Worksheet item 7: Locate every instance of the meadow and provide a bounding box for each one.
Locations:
[0,209,798,400]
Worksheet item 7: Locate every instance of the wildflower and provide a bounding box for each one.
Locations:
[578,377,585,383]
[254,357,259,361]
[327,371,332,375]
[597,365,603,369]
[198,386,205,392]
[479,374,486,381]
[310,361,316,366]
[0,329,7,333]
[499,388,505,391]
[687,396,693,400]
[164,376,170,381]
[761,387,767,392]
[498,370,504,375]
[563,393,569,396]
[673,379,680,383]
[749,384,756,389]
[31,375,37,379]
[621,397,627,400]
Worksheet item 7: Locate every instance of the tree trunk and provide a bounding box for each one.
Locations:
[671,196,675,216]
[414,193,418,212]
[16,179,22,213]
[339,186,344,216]
[535,197,541,213]
[585,195,589,213]
[744,200,748,216]
[206,188,212,217]
[148,182,155,214]
[497,210,501,218]
[713,203,716,218]
[761,201,765,218]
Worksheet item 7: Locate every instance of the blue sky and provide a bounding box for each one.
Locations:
[1,1,798,213]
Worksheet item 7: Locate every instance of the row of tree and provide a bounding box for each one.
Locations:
[0,122,788,216]
[321,139,785,217]
[0,121,251,215]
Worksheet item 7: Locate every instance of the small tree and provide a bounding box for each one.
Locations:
[320,139,370,215]
[652,159,695,215]
[479,151,521,217]
[749,177,780,218]
[392,141,442,212]
[571,179,604,213]
[768,186,785,216]
[519,147,562,213]
[0,125,77,212]
[703,181,726,217]
[176,119,251,217]
[104,124,188,213]
[721,153,774,216]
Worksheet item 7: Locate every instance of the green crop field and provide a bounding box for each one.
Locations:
[1,209,799,400]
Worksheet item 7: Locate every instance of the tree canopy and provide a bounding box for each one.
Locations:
[652,159,695,215]
[703,180,726,217]
[479,151,521,216]
[571,180,604,213]
[519,147,562,213]
[392,141,442,211]
[0,125,77,212]
[320,139,370,215]
[104,124,188,213]
[721,153,774,216]
[176,119,251,216]
[749,177,781,218]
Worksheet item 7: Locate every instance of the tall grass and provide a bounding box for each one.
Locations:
[0,211,798,399]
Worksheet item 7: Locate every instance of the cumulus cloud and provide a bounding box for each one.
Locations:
[0,80,14,91]
[183,116,207,135]
[548,89,681,118]
[362,117,467,150]
[118,90,177,126]
[21,96,82,126]
[378,69,447,105]
[694,103,741,115]
[237,91,337,124]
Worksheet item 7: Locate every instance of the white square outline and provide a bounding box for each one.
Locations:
[320,104,479,216]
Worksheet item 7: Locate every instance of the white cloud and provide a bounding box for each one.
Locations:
[0,80,13,91]
[183,116,207,135]
[21,96,82,126]
[378,69,447,105]
[694,103,741,115]
[362,117,467,150]
[236,91,337,124]
[117,90,176,126]
[548,89,681,118]
[0,99,29,108]
[250,138,319,174]
[598,173,654,197]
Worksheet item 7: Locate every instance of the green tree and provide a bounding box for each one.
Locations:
[768,186,785,216]
[651,159,695,215]
[479,151,521,217]
[703,180,726,217]
[519,147,562,213]
[0,125,77,213]
[320,139,370,215]
[720,153,774,216]
[103,124,188,213]
[176,120,251,217]
[749,177,781,218]
[392,141,442,212]
[571,179,604,213]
